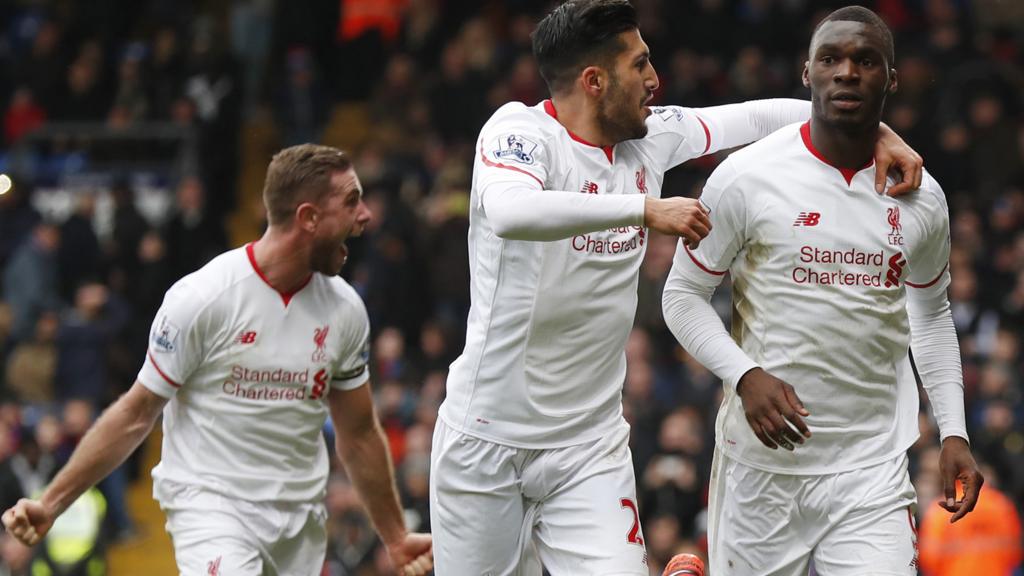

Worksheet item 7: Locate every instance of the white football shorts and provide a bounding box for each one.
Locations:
[429,418,649,575]
[708,448,918,576]
[160,482,327,576]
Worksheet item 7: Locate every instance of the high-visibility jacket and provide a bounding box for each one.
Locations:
[31,487,107,576]
[919,485,1023,576]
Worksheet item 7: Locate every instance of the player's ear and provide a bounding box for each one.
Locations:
[295,202,319,233]
[802,62,810,88]
[886,68,898,94]
[580,66,604,97]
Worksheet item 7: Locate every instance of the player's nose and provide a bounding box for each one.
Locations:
[358,201,373,224]
[833,58,859,82]
[646,67,660,92]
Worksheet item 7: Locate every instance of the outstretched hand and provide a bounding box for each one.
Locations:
[2,498,55,547]
[937,436,983,523]
[387,532,433,576]
[736,368,812,451]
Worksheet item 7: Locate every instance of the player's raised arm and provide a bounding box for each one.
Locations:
[650,99,921,194]
[328,384,432,575]
[2,381,167,546]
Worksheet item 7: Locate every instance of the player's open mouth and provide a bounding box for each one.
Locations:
[339,243,349,261]
[831,92,863,110]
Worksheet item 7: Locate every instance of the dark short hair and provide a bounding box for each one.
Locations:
[811,5,895,67]
[531,0,638,95]
[263,144,352,226]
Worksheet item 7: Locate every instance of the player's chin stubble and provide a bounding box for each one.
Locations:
[598,93,647,143]
[311,239,344,276]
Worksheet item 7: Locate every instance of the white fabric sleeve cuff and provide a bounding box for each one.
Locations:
[137,352,181,399]
[481,183,645,241]
[698,98,810,153]
[907,282,968,444]
[662,274,760,393]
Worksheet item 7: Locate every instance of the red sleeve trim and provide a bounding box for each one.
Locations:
[478,142,544,187]
[906,262,948,289]
[147,351,181,388]
[684,244,727,276]
[695,114,711,155]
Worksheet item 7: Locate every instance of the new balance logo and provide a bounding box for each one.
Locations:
[793,212,821,227]
[235,331,257,344]
[581,180,599,194]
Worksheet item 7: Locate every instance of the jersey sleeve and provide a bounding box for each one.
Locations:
[675,159,748,279]
[906,177,951,290]
[642,105,715,171]
[331,296,371,391]
[643,99,810,171]
[475,106,550,200]
[662,160,759,391]
[137,281,208,398]
[474,103,645,240]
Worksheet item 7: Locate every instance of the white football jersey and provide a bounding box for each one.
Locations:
[672,121,950,474]
[440,99,722,448]
[137,243,370,502]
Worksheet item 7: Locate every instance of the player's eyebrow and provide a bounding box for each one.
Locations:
[633,50,650,65]
[342,185,362,202]
[814,41,883,57]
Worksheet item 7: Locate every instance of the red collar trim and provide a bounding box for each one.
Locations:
[543,100,614,163]
[246,242,312,307]
[799,122,874,186]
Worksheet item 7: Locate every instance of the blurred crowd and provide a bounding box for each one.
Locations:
[0,0,1022,574]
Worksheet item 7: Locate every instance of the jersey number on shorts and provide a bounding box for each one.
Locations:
[620,498,644,546]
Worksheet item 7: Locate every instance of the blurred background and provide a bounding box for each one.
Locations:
[0,0,1021,574]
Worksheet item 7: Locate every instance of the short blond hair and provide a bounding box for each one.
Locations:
[262,144,352,226]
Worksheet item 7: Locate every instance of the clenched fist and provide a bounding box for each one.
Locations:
[3,499,55,547]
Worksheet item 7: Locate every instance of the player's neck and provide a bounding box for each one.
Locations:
[809,120,877,170]
[251,228,314,294]
[550,94,613,148]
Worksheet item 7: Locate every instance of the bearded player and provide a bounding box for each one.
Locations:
[3,145,432,575]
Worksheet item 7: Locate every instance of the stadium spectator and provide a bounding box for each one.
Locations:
[3,88,46,146]
[55,194,101,303]
[4,313,58,405]
[0,186,41,276]
[54,283,129,404]
[2,223,60,346]
[162,177,226,280]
